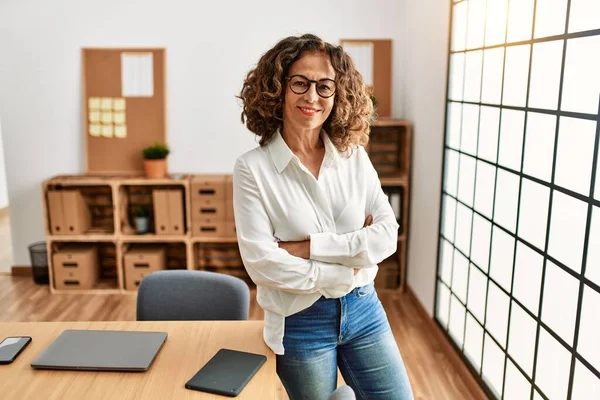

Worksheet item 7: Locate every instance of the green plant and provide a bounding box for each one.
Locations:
[369,94,379,122]
[370,94,378,109]
[132,205,149,218]
[142,142,170,160]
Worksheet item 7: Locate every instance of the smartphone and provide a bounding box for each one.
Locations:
[185,349,267,397]
[0,336,32,364]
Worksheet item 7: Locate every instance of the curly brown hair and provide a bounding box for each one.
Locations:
[238,34,374,152]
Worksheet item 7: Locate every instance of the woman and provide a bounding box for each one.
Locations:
[234,34,413,400]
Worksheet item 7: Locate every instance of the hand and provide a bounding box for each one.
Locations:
[354,216,374,276]
[278,240,310,259]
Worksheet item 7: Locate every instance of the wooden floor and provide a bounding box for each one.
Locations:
[0,274,488,399]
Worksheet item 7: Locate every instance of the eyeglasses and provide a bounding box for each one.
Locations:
[285,74,336,98]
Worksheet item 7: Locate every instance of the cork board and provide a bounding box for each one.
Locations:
[82,48,166,174]
[340,39,392,118]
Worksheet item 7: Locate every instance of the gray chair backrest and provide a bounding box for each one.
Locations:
[136,270,250,321]
[329,385,356,400]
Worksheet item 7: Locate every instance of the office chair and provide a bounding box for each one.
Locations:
[329,385,356,400]
[136,270,250,321]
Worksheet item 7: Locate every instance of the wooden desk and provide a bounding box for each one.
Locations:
[0,321,276,399]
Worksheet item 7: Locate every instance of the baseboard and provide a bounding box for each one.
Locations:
[0,207,8,218]
[405,286,490,400]
[11,265,32,276]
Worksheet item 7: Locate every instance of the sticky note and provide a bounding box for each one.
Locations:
[113,98,126,111]
[101,112,113,124]
[113,112,126,124]
[89,97,100,110]
[101,124,113,138]
[100,97,112,110]
[89,124,101,137]
[114,125,127,138]
[89,111,100,123]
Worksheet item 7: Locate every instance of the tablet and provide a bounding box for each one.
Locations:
[185,349,267,397]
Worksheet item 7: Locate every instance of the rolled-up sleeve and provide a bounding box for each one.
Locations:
[309,147,399,267]
[233,157,355,297]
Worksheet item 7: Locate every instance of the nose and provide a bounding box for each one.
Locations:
[302,82,319,103]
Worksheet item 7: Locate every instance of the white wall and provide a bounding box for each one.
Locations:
[0,0,406,267]
[0,120,8,209]
[402,0,451,315]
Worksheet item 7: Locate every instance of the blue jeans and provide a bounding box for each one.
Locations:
[276,283,414,400]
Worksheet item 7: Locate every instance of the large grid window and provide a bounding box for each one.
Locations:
[436,0,600,398]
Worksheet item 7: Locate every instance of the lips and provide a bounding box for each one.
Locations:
[298,106,320,116]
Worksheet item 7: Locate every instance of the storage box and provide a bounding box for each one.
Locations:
[48,190,91,235]
[167,190,184,234]
[189,175,234,237]
[62,190,92,234]
[224,221,236,237]
[152,189,185,235]
[47,191,65,234]
[226,200,234,221]
[225,176,234,220]
[123,246,166,290]
[191,218,228,237]
[152,190,170,235]
[225,175,233,201]
[191,219,237,238]
[191,200,227,221]
[191,175,228,201]
[52,245,99,290]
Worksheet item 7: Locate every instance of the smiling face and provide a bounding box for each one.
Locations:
[282,52,336,134]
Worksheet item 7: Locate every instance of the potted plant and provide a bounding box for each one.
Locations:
[142,142,170,178]
[370,94,378,110]
[132,205,150,234]
[370,94,378,121]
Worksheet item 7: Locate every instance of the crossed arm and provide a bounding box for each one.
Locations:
[278,215,374,275]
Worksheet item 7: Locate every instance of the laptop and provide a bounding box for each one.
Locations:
[31,330,168,372]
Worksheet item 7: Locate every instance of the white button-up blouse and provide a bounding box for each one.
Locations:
[232,129,399,354]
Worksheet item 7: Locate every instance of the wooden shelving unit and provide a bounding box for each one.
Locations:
[42,175,193,294]
[368,119,412,292]
[42,121,411,293]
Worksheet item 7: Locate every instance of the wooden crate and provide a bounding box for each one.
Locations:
[97,242,117,280]
[367,120,411,180]
[375,255,400,290]
[164,242,188,270]
[195,242,252,287]
[118,183,187,236]
[43,181,114,235]
[48,241,119,292]
[195,243,243,269]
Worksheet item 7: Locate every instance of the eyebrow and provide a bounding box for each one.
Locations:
[291,74,336,81]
